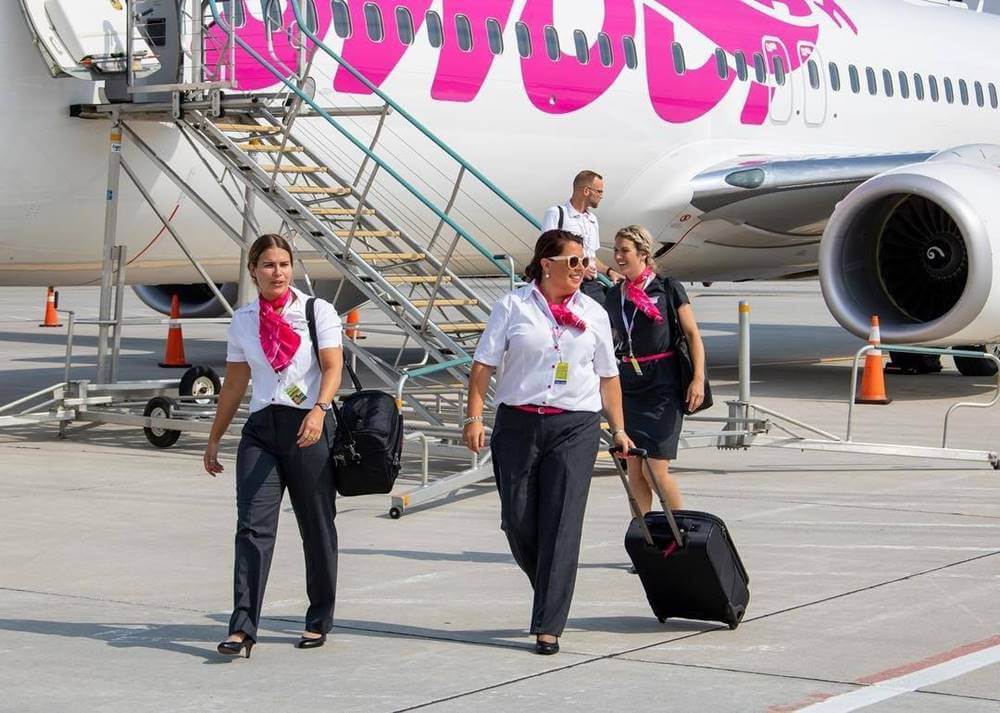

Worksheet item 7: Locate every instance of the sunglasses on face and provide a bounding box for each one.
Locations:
[547,255,592,270]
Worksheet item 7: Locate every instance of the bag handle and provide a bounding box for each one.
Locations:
[306,297,363,392]
[610,446,686,549]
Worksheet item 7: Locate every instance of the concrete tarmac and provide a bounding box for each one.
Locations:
[0,284,998,712]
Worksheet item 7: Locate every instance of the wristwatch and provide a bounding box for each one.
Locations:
[315,402,333,412]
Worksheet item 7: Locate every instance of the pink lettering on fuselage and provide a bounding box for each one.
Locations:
[205,0,332,90]
[220,0,858,126]
[431,1,516,102]
[519,0,636,114]
[333,0,432,93]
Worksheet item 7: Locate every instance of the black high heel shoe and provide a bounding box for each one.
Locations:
[296,633,327,649]
[217,639,254,658]
[534,638,559,655]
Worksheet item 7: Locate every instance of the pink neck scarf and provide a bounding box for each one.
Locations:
[625,268,664,325]
[548,296,587,332]
[259,289,301,372]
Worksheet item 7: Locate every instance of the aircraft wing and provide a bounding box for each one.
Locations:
[688,151,934,238]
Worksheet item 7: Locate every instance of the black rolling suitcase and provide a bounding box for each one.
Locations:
[612,448,750,629]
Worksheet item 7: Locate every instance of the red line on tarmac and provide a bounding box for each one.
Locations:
[856,633,1000,685]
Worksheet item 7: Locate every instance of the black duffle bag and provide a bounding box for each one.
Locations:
[307,299,403,496]
[663,277,714,415]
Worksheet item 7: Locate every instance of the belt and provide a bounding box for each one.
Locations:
[511,404,567,415]
[620,351,675,364]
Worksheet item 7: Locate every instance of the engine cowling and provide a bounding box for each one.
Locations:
[820,145,1000,345]
[132,283,238,318]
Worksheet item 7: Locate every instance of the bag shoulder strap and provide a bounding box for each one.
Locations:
[306,297,363,392]
[557,205,564,230]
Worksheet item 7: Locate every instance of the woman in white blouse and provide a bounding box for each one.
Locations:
[463,229,634,655]
[203,234,344,658]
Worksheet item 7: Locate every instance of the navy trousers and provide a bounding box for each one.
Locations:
[490,405,601,636]
[229,405,338,642]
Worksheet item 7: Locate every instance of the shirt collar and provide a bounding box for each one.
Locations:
[527,282,584,310]
[244,285,307,314]
[564,201,596,222]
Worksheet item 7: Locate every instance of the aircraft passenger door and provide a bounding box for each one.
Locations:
[798,42,827,126]
[763,36,793,123]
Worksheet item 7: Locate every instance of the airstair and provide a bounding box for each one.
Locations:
[61,0,546,515]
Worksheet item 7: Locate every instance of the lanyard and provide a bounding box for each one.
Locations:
[534,287,569,358]
[620,275,653,357]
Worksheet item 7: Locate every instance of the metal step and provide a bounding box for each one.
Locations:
[257,165,328,174]
[426,322,486,333]
[285,186,351,195]
[381,275,453,285]
[310,207,376,216]
[236,143,305,152]
[213,123,282,133]
[354,252,425,261]
[405,298,480,308]
[333,230,399,238]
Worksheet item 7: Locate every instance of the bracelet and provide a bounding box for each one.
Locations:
[610,427,625,437]
[463,415,483,426]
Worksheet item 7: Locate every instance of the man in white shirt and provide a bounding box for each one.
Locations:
[541,170,620,300]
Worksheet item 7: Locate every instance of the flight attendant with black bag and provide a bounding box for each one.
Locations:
[463,229,634,655]
[605,225,707,515]
[203,233,344,658]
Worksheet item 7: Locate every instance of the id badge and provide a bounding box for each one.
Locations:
[284,382,308,405]
[554,361,570,385]
[630,357,643,376]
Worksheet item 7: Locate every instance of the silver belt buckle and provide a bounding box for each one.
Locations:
[537,406,546,415]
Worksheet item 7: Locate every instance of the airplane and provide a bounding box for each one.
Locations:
[6,0,1000,376]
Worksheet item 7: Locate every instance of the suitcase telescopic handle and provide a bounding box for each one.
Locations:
[609,447,686,550]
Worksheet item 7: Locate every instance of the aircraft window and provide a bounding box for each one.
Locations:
[865,67,877,95]
[929,75,939,102]
[221,0,246,27]
[959,79,969,105]
[848,65,860,93]
[487,18,503,55]
[363,3,383,42]
[302,0,319,33]
[898,71,909,99]
[829,62,841,91]
[715,49,729,79]
[623,36,638,69]
[332,1,351,38]
[975,81,985,107]
[772,56,786,86]
[672,42,686,74]
[944,77,954,104]
[882,69,893,97]
[545,26,560,61]
[597,33,613,67]
[515,22,531,57]
[753,53,766,83]
[990,83,998,109]
[456,14,473,52]
[914,73,925,100]
[575,31,590,64]
[426,11,443,48]
[263,0,283,31]
[396,7,414,45]
[807,60,820,89]
[735,51,748,81]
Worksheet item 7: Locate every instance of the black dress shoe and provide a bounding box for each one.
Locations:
[217,639,254,658]
[535,639,559,655]
[296,633,327,649]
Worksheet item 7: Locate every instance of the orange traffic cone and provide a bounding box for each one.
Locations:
[855,315,892,405]
[39,287,62,327]
[159,294,191,368]
[346,308,361,340]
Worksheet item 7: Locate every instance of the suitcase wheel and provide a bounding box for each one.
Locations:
[657,616,667,624]
[726,604,744,630]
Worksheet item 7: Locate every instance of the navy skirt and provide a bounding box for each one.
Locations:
[619,354,685,460]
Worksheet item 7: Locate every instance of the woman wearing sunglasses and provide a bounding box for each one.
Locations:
[605,225,706,517]
[463,229,633,655]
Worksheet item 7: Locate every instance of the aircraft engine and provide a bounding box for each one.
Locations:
[132,283,238,318]
[819,145,1000,346]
